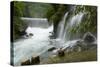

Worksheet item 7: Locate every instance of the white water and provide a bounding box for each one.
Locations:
[13,23,53,65]
[57,12,84,42]
[52,12,85,53]
[21,17,49,28]
[13,12,85,66]
[57,12,68,39]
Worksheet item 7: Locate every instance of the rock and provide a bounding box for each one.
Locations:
[49,35,55,39]
[49,32,54,35]
[48,47,56,51]
[86,42,97,50]
[26,34,29,37]
[83,32,96,44]
[29,33,34,36]
[49,32,55,39]
[58,48,65,57]
[19,30,27,36]
[21,59,30,65]
[31,56,40,65]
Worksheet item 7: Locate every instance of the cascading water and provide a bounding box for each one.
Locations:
[57,12,84,42]
[13,18,53,65]
[63,12,84,41]
[57,12,68,39]
[51,12,85,52]
[21,17,49,28]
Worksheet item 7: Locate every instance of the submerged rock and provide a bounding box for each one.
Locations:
[83,32,96,44]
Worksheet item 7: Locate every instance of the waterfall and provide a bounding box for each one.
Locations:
[57,12,68,39]
[21,17,49,28]
[57,12,84,42]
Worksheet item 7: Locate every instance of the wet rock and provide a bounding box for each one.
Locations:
[49,35,55,39]
[29,33,34,36]
[31,56,40,65]
[19,30,27,36]
[58,48,65,57]
[48,47,56,51]
[49,32,54,36]
[26,34,29,37]
[21,59,30,65]
[83,32,96,44]
[86,42,97,50]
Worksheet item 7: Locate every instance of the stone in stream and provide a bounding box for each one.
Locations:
[31,56,40,65]
[83,32,96,44]
[49,32,55,39]
[26,34,29,37]
[29,33,34,36]
[21,58,31,65]
[19,30,27,36]
[48,47,56,51]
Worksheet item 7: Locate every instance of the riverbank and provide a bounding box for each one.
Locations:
[41,48,97,64]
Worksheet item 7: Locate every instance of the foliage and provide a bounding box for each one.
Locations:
[12,1,97,41]
[68,5,97,37]
[12,1,27,41]
[12,1,56,41]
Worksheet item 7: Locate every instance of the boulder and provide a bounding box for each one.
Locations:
[83,32,96,44]
[31,56,40,65]
[58,48,65,57]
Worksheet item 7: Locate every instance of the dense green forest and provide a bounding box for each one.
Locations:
[12,1,97,41]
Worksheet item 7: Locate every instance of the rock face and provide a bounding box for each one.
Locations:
[21,59,30,65]
[31,56,40,65]
[83,32,96,44]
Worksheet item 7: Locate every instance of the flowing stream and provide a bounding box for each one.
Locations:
[13,18,54,65]
[13,12,85,65]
